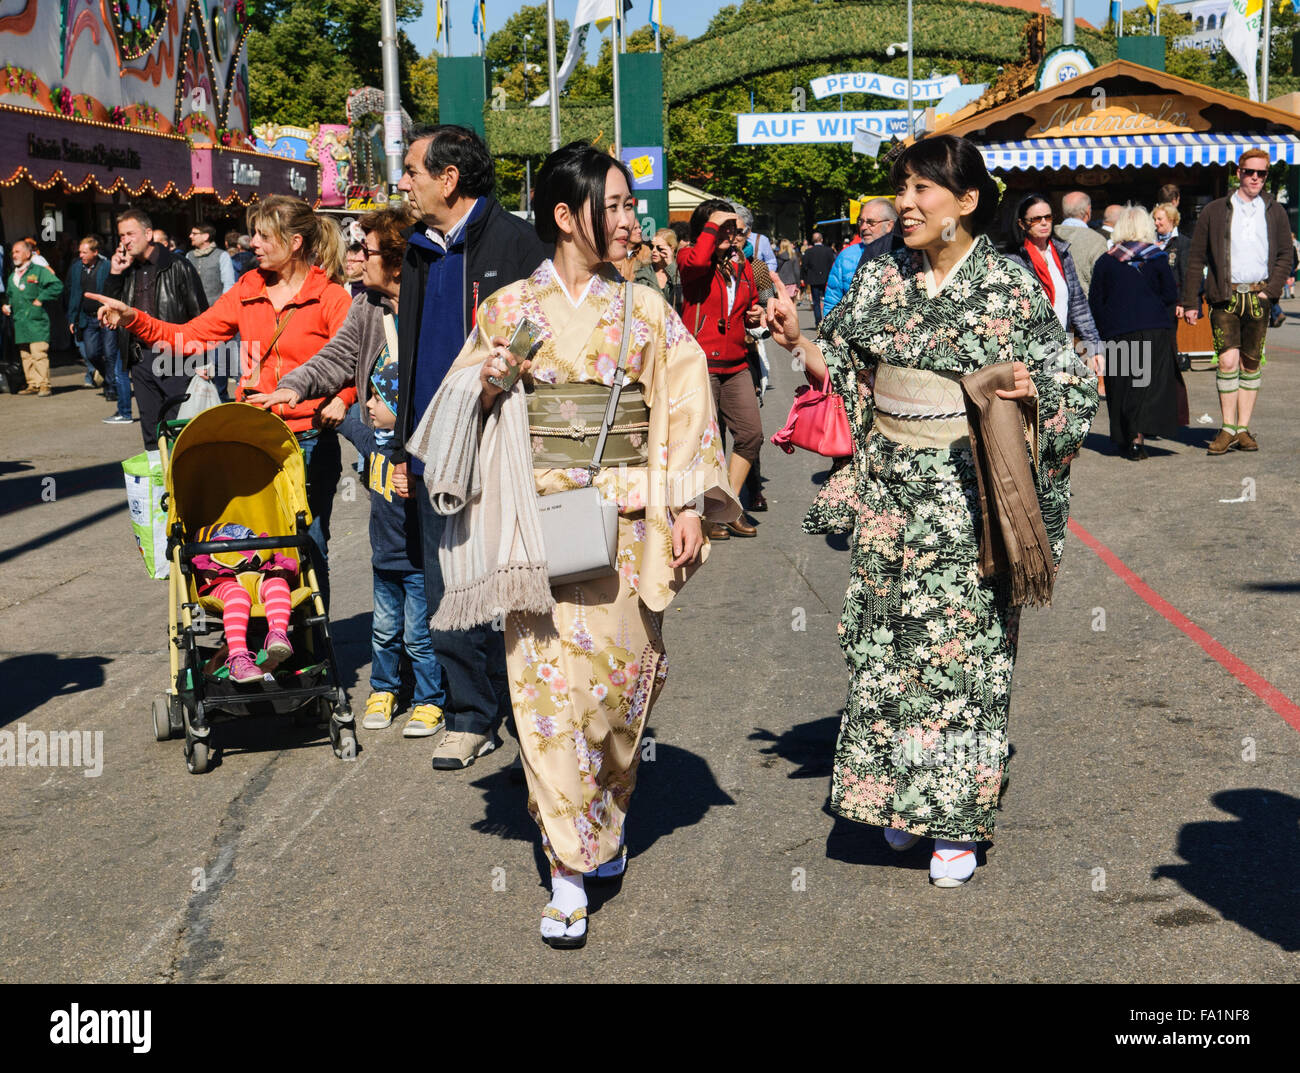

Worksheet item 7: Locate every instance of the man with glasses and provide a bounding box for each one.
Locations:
[823,199,899,316]
[1180,148,1292,454]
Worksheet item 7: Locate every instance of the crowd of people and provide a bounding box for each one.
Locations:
[5,124,1293,947]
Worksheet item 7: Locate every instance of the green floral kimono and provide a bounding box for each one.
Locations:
[805,234,1098,841]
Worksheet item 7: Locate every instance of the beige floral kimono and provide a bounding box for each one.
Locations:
[448,260,738,874]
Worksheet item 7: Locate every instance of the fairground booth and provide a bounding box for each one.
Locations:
[933,58,1300,356]
[0,0,316,269]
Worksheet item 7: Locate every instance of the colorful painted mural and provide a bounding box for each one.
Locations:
[0,0,251,141]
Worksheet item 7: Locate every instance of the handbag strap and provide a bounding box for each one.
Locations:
[588,281,637,474]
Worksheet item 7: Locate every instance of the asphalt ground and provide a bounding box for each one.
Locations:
[1,304,1297,985]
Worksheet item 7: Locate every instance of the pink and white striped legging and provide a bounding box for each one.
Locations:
[212,577,291,656]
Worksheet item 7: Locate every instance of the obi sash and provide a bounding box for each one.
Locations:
[526,381,651,468]
[872,362,970,451]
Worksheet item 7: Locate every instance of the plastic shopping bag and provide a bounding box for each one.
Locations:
[123,451,169,579]
[176,373,222,421]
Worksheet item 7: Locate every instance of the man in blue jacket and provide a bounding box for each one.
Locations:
[66,237,130,418]
[823,199,898,316]
[390,124,548,771]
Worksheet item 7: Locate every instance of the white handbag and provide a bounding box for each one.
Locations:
[538,281,636,587]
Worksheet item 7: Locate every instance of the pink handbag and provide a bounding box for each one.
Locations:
[771,371,854,458]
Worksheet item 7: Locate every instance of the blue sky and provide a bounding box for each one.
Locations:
[408,1,1127,61]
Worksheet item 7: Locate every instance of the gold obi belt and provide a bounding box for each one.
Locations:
[872,362,970,451]
[526,381,651,468]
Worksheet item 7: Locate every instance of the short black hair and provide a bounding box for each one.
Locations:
[533,141,634,260]
[889,134,1000,236]
[689,198,734,241]
[409,124,496,198]
[191,222,218,242]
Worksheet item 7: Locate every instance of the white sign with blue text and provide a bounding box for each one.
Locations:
[737,111,912,145]
[810,72,961,102]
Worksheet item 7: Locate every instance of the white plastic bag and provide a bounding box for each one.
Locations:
[177,373,222,421]
[123,452,169,579]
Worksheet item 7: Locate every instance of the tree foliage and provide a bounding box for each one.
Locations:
[245,0,425,127]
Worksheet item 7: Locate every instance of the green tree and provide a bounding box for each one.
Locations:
[487,4,571,103]
[245,0,425,127]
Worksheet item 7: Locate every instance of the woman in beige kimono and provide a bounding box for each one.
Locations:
[443,143,738,947]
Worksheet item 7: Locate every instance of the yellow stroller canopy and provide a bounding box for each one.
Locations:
[166,403,310,540]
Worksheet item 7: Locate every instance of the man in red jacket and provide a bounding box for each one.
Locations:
[679,199,766,539]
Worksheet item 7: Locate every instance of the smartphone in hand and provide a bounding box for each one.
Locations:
[488,317,543,391]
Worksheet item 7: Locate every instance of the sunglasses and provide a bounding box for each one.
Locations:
[1023,212,1053,225]
[1239,167,1268,178]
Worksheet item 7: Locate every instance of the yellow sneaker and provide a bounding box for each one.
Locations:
[362,691,396,730]
[403,704,445,738]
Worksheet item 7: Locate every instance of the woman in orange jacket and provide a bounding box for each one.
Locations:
[92,195,353,606]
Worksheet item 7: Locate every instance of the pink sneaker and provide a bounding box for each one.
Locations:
[226,651,263,683]
[265,629,293,661]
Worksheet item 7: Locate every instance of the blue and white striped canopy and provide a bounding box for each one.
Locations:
[980,133,1300,171]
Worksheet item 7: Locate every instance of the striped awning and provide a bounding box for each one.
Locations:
[980,133,1300,171]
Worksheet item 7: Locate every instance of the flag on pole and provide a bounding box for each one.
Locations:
[472,0,486,46]
[1145,0,1157,14]
[532,0,631,106]
[649,0,662,33]
[1223,0,1263,101]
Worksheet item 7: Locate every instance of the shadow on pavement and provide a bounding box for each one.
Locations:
[0,653,112,726]
[1151,788,1300,952]
[0,500,125,565]
[468,735,736,891]
[1240,581,1300,593]
[0,460,127,518]
[749,713,840,779]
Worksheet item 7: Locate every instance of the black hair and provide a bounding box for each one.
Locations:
[408,124,496,198]
[888,134,1000,236]
[533,141,634,260]
[192,221,218,242]
[689,198,735,241]
[1014,193,1051,224]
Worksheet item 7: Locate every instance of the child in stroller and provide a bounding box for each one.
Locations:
[191,522,298,683]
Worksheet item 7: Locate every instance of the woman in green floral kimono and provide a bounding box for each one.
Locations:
[769,135,1097,887]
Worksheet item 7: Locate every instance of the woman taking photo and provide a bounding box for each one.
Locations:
[92,195,353,606]
[768,135,1097,887]
[1088,205,1185,460]
[1007,193,1104,390]
[409,142,738,947]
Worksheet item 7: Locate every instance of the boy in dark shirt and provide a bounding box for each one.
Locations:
[339,360,447,737]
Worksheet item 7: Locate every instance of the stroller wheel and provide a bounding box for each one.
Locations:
[185,737,210,774]
[332,723,357,761]
[152,697,173,742]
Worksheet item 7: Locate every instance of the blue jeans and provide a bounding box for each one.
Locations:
[371,568,447,706]
[104,329,131,418]
[417,488,511,735]
[299,430,342,611]
[77,323,107,387]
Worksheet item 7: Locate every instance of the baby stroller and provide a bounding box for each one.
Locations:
[151,401,356,773]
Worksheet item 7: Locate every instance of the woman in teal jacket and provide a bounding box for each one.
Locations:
[3,239,63,395]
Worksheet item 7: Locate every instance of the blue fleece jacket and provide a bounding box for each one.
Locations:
[406,198,485,475]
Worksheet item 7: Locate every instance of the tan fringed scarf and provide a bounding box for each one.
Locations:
[407,365,555,630]
[960,363,1056,607]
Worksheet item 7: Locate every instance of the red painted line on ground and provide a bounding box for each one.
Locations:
[1068,518,1300,733]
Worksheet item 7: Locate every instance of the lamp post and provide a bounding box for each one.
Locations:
[380,0,403,203]
[907,0,914,137]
